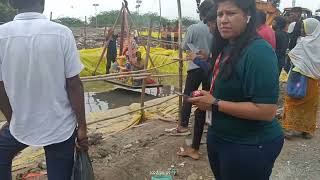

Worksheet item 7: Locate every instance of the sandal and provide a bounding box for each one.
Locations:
[176,126,189,133]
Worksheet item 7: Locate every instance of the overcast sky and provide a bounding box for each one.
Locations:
[43,0,320,20]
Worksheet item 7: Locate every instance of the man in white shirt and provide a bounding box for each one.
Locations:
[0,0,88,179]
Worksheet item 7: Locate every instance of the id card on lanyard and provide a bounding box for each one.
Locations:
[206,53,224,126]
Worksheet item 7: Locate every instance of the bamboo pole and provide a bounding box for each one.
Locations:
[158,0,162,40]
[84,16,87,49]
[83,73,178,82]
[81,73,152,82]
[177,0,183,125]
[132,74,178,80]
[92,6,124,76]
[102,26,107,47]
[119,7,125,56]
[81,59,179,80]
[140,20,153,121]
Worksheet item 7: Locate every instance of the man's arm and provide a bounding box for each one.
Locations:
[182,26,193,51]
[0,81,12,122]
[66,75,86,130]
[66,75,88,150]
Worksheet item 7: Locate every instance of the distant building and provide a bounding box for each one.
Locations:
[315,9,320,17]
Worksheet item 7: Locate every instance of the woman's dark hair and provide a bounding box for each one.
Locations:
[198,0,215,21]
[273,16,287,31]
[9,0,44,9]
[212,0,257,79]
[256,10,267,27]
[206,6,218,23]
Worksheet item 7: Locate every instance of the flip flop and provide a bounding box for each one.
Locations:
[165,126,191,136]
[164,127,177,133]
[176,128,189,133]
[169,131,191,136]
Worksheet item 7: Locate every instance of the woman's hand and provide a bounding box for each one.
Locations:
[186,51,199,61]
[185,49,208,61]
[197,49,209,60]
[188,90,215,111]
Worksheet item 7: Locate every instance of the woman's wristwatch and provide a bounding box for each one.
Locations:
[212,99,221,112]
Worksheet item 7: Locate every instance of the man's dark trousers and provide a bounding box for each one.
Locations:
[0,127,75,180]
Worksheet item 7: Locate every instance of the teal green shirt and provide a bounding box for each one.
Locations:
[210,39,283,144]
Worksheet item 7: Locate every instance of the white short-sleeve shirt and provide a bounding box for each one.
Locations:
[0,12,84,146]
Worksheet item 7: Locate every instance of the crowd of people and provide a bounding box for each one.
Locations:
[160,21,180,50]
[0,0,320,179]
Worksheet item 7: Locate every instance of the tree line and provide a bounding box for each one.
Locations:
[0,0,16,23]
[0,3,198,28]
[55,10,198,28]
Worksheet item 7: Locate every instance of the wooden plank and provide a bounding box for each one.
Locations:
[105,80,163,89]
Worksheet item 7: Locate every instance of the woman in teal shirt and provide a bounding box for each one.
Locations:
[189,0,284,179]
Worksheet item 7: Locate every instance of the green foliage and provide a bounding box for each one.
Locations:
[47,9,198,28]
[0,0,8,4]
[0,1,15,23]
[88,10,121,27]
[54,17,85,27]
[87,10,198,28]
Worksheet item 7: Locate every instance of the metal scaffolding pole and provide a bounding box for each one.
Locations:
[177,0,183,125]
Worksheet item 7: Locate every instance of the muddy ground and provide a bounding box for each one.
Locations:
[88,82,320,180]
[89,115,320,180]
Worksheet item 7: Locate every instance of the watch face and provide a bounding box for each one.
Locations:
[214,99,220,106]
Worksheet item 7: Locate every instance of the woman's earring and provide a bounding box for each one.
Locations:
[247,16,251,24]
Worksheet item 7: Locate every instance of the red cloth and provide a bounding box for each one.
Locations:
[257,25,276,49]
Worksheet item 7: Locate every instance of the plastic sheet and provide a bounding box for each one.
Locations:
[79,47,189,77]
[79,48,106,77]
[71,151,95,180]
